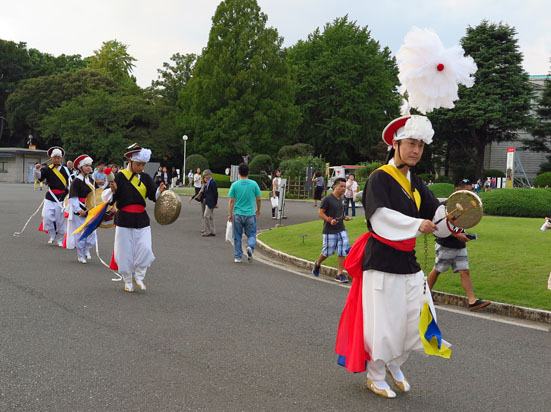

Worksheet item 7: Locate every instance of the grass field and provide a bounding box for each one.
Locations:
[258,216,551,310]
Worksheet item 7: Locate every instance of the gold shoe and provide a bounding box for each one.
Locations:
[124,282,134,292]
[366,379,396,398]
[385,366,411,392]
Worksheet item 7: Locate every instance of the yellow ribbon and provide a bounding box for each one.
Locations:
[378,164,421,210]
[121,169,147,200]
[49,164,67,188]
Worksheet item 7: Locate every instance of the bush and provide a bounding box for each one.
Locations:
[356,162,383,180]
[249,174,272,190]
[435,175,453,184]
[212,173,231,188]
[428,183,455,198]
[279,155,325,178]
[484,169,505,178]
[278,143,314,160]
[479,188,551,217]
[186,154,209,174]
[249,154,273,174]
[533,172,551,188]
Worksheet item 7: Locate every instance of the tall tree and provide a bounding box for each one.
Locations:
[87,40,137,87]
[0,40,31,118]
[5,69,120,146]
[180,0,301,170]
[522,67,551,152]
[151,52,197,105]
[286,16,401,165]
[428,21,533,179]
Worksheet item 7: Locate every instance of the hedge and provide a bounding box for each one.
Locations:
[185,154,209,174]
[249,174,272,190]
[249,155,272,174]
[533,172,551,188]
[479,188,551,217]
[427,183,455,198]
[212,173,231,188]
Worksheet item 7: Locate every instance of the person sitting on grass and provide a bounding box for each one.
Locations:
[428,178,491,311]
[312,177,351,283]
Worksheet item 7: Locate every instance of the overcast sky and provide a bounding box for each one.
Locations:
[2,0,550,88]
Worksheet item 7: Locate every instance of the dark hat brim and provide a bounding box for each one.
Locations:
[47,146,65,157]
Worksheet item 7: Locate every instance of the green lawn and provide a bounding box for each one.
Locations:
[258,216,551,310]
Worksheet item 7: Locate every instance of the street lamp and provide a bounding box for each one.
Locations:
[182,135,188,187]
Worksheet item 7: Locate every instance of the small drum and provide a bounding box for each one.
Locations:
[85,188,105,210]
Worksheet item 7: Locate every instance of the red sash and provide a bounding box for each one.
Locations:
[51,189,66,195]
[121,204,145,213]
[335,232,416,372]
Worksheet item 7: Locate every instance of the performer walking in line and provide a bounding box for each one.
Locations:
[102,144,166,292]
[67,154,98,264]
[38,146,71,246]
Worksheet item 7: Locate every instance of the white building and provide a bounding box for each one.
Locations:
[0,148,50,183]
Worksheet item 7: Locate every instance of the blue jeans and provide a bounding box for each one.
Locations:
[344,197,355,216]
[234,214,257,259]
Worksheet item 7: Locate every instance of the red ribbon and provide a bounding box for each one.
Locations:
[121,204,145,213]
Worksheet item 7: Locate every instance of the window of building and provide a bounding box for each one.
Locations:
[0,162,7,172]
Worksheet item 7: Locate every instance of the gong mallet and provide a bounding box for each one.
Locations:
[434,200,477,225]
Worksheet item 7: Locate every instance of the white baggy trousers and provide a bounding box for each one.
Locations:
[114,226,155,283]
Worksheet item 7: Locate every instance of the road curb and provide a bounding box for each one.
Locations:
[256,238,551,325]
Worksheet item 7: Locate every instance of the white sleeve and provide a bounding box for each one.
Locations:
[370,207,424,240]
[432,204,453,238]
[101,188,113,203]
[155,187,161,200]
[69,196,80,211]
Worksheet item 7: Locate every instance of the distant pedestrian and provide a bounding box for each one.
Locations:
[194,168,202,196]
[188,169,194,187]
[92,162,107,188]
[33,163,43,190]
[202,169,218,237]
[312,177,351,283]
[344,173,358,217]
[313,171,325,207]
[271,170,286,219]
[110,164,120,174]
[228,163,262,263]
[171,167,178,188]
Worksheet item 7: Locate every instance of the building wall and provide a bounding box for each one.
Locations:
[0,150,49,183]
[483,75,549,181]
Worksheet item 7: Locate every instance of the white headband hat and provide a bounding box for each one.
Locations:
[79,156,93,168]
[130,148,152,163]
[382,115,434,146]
[50,149,63,157]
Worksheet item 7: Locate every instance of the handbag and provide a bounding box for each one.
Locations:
[225,220,234,244]
[270,196,279,208]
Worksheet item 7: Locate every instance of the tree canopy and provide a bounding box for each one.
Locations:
[180,0,301,170]
[87,40,137,87]
[151,52,197,105]
[428,21,533,179]
[523,71,551,153]
[286,16,401,165]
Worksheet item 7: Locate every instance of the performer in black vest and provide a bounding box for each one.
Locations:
[102,144,166,292]
[39,146,71,246]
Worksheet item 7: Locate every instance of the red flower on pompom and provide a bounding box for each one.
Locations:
[104,168,112,175]
[436,63,445,72]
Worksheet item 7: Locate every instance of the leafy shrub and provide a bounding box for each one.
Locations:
[212,173,231,188]
[479,188,551,217]
[249,154,273,174]
[249,174,272,190]
[533,172,551,188]
[186,154,209,174]
[428,183,455,198]
[279,155,325,178]
[278,143,314,160]
[484,169,505,178]
[435,175,453,184]
[356,162,383,180]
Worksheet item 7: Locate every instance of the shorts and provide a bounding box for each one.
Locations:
[314,186,324,200]
[433,243,469,273]
[322,230,349,257]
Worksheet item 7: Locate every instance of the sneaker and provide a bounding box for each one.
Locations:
[312,262,321,277]
[335,274,349,283]
[246,246,253,262]
[234,258,242,263]
[468,299,491,311]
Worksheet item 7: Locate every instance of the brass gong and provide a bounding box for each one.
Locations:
[154,190,182,225]
[445,190,483,229]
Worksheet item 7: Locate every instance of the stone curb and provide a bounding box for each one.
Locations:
[256,238,551,326]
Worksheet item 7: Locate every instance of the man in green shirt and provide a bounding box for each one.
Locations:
[228,163,262,263]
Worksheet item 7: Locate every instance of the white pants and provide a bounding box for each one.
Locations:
[362,269,427,381]
[42,199,66,241]
[114,226,155,282]
[71,214,97,258]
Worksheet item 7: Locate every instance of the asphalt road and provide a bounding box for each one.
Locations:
[1,183,550,412]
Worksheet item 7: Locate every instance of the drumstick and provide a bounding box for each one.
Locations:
[434,200,476,225]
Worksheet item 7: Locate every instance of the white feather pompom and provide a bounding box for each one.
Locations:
[396,27,477,114]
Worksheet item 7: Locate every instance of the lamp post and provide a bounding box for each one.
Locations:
[182,135,188,187]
